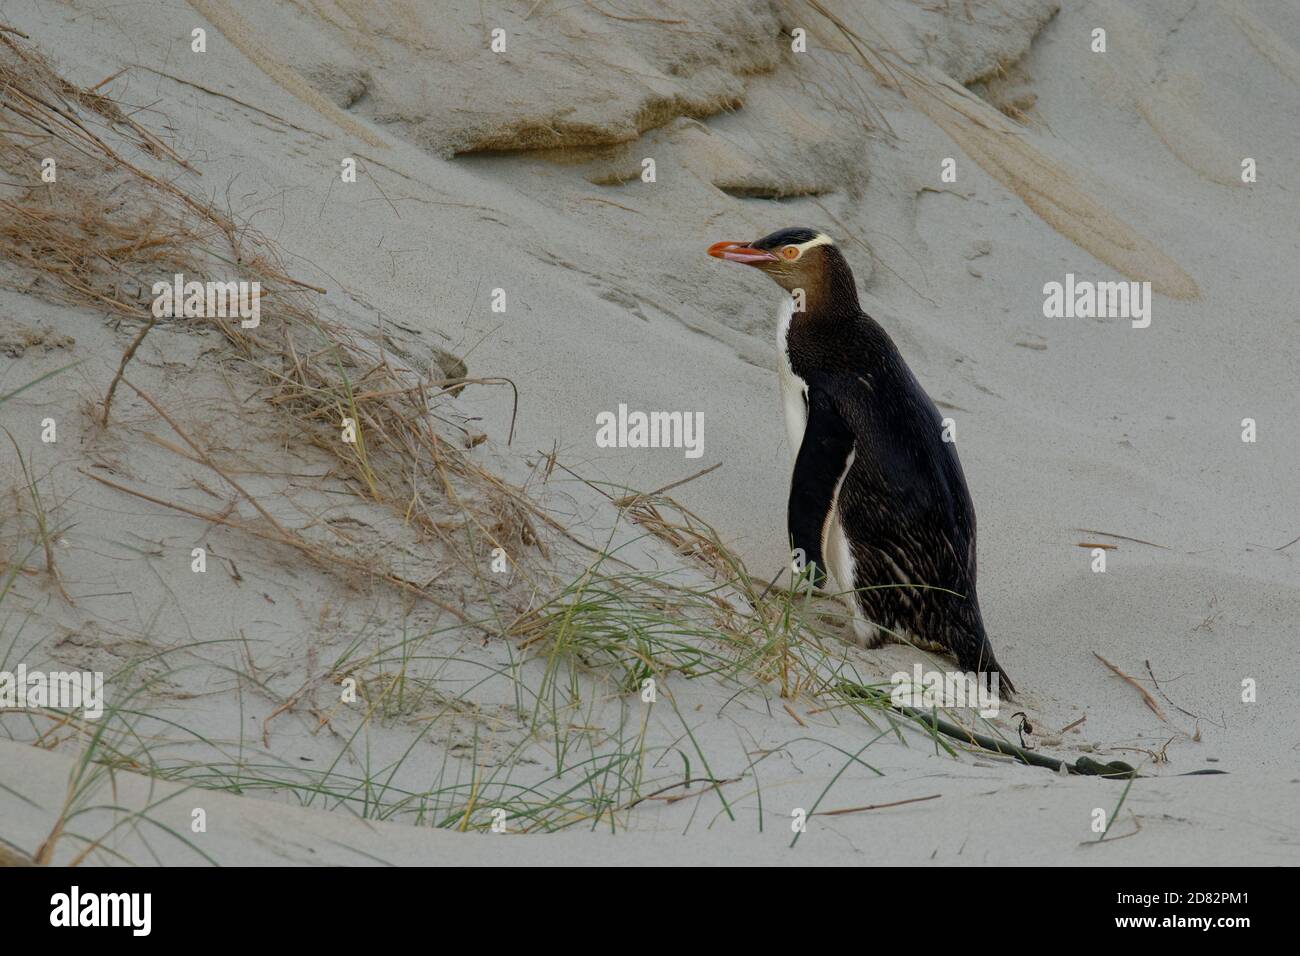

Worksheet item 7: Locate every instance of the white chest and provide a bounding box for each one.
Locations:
[776,297,808,459]
[774,297,869,639]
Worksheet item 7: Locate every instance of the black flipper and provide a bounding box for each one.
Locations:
[787,381,855,590]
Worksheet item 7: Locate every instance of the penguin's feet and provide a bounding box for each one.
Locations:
[844,603,890,648]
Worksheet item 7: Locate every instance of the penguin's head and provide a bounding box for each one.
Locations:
[707,227,839,295]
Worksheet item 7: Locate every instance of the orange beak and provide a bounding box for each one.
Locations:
[707,240,779,265]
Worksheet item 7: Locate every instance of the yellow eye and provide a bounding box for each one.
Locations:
[781,245,800,260]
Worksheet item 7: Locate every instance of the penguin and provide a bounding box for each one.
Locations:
[707,227,1014,694]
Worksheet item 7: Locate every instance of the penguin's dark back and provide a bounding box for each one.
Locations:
[789,306,974,541]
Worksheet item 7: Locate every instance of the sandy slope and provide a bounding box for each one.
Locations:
[2,0,1298,864]
[5,737,1298,865]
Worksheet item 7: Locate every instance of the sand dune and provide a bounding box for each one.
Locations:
[1,0,1297,867]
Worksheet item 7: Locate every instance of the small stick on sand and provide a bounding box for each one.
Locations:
[99,317,154,426]
[618,777,741,812]
[1272,532,1300,551]
[615,461,721,506]
[578,196,643,215]
[1094,652,1167,720]
[814,794,942,816]
[1074,528,1170,550]
[87,67,127,93]
[1144,659,1221,726]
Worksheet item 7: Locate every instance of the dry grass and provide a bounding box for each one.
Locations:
[0,26,556,623]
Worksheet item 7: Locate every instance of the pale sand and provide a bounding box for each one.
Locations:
[2,0,1298,865]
